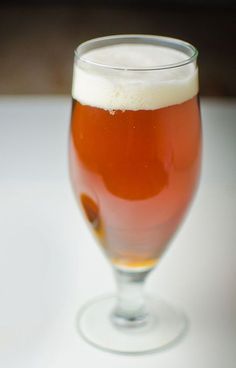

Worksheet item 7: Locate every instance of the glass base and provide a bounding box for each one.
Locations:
[77,294,188,354]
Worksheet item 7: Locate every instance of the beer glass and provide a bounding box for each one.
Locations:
[69,35,201,354]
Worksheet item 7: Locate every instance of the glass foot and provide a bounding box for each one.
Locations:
[77,294,188,354]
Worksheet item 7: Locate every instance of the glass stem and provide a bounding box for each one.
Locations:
[111,268,151,328]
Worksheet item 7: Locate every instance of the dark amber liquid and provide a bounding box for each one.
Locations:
[70,96,201,269]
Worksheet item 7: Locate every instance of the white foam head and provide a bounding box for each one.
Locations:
[72,43,198,111]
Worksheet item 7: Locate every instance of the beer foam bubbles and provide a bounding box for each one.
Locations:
[72,44,198,111]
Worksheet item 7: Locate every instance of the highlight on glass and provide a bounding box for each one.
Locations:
[69,35,201,354]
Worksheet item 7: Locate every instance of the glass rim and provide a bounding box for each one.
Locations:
[74,34,198,72]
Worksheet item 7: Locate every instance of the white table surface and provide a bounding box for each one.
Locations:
[0,96,235,368]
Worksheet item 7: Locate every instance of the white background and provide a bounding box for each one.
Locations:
[0,97,235,367]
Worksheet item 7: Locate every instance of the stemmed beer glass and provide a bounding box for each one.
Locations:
[69,35,201,354]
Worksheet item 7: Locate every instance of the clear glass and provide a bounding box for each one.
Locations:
[69,34,201,354]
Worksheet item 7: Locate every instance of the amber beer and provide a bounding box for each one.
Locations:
[69,43,201,270]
